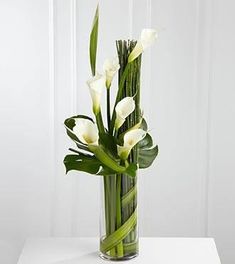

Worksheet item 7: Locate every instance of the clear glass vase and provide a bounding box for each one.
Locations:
[100,174,138,261]
[99,39,141,261]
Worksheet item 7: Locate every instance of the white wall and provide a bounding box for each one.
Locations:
[207,1,235,263]
[0,0,234,264]
[0,0,53,263]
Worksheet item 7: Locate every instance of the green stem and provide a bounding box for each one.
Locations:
[100,40,141,259]
[115,63,131,104]
[123,241,139,254]
[88,145,126,173]
[107,89,111,131]
[115,40,141,247]
[100,208,137,253]
[95,111,105,134]
[109,176,116,256]
[116,174,124,257]
[110,63,131,132]
[103,177,110,236]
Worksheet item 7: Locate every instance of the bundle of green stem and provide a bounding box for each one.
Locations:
[100,41,141,258]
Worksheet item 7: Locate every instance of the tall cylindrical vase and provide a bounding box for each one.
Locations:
[100,40,142,261]
[100,174,138,260]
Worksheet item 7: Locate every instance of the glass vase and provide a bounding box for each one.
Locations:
[100,174,138,260]
[100,39,141,261]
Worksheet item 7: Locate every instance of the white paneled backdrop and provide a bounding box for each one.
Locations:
[0,0,234,263]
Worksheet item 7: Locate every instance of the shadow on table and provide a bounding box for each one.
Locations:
[50,251,105,264]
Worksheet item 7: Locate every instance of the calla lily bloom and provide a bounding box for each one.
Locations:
[87,73,106,114]
[128,29,157,63]
[114,97,135,129]
[117,129,146,160]
[73,118,99,146]
[103,57,120,88]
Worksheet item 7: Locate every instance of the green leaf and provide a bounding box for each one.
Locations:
[100,208,137,253]
[99,132,118,158]
[64,153,116,176]
[138,145,158,169]
[125,163,138,177]
[140,118,148,131]
[138,133,153,149]
[64,154,100,175]
[89,4,99,76]
[138,133,158,169]
[64,151,138,177]
[88,145,126,174]
[122,184,137,207]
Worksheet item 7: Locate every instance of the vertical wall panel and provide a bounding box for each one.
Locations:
[74,0,100,237]
[143,0,203,236]
[207,1,235,263]
[52,0,80,236]
[0,0,52,263]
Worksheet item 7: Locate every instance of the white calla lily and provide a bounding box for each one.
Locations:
[140,28,157,49]
[103,57,120,88]
[128,28,157,62]
[73,118,99,146]
[87,73,106,114]
[114,97,135,129]
[117,128,146,160]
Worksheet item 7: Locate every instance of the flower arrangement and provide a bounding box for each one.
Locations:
[64,4,158,261]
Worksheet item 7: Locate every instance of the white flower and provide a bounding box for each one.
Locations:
[117,129,146,160]
[114,97,135,129]
[103,57,120,88]
[87,73,106,114]
[140,29,157,49]
[128,28,157,62]
[73,118,99,146]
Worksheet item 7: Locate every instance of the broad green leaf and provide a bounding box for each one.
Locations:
[138,133,158,169]
[64,154,101,175]
[64,151,138,177]
[89,5,99,76]
[138,145,158,169]
[64,153,116,176]
[138,133,153,149]
[99,132,118,158]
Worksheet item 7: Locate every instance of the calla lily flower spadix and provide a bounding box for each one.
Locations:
[64,6,158,260]
[117,129,146,160]
[103,57,120,89]
[87,73,106,115]
[114,97,135,130]
[128,28,157,63]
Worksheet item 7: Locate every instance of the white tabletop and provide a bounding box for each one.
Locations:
[17,237,221,264]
